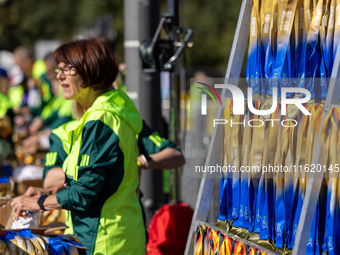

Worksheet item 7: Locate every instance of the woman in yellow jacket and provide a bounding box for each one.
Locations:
[11,38,146,255]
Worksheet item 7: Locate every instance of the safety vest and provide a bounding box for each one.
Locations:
[55,89,145,255]
[0,92,12,118]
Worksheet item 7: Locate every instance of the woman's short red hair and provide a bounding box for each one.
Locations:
[54,37,119,91]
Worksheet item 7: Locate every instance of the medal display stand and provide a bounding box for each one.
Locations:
[184,0,340,254]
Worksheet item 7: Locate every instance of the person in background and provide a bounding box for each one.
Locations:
[19,78,73,153]
[21,48,73,152]
[19,51,74,153]
[38,52,57,111]
[28,53,73,136]
[26,79,73,135]
[9,46,47,115]
[11,37,146,255]
[0,68,13,121]
[0,68,14,161]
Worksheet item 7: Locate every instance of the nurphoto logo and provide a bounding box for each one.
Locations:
[194,82,312,128]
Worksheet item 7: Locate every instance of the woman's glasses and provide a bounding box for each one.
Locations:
[54,66,75,76]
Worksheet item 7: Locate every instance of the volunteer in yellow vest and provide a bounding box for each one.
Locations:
[0,68,14,156]
[0,68,13,121]
[11,38,146,255]
[9,46,48,114]
[39,52,58,108]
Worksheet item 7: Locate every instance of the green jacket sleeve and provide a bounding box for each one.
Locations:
[42,133,68,181]
[56,120,119,211]
[138,121,179,155]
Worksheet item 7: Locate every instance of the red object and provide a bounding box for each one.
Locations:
[146,202,194,255]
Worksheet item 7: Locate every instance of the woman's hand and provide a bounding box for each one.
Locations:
[137,154,150,169]
[21,134,39,148]
[24,186,50,198]
[29,118,43,135]
[11,195,40,220]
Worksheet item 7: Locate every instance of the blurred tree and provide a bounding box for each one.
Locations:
[0,0,242,68]
[0,0,124,61]
[182,0,242,69]
[0,0,81,51]
[76,0,124,62]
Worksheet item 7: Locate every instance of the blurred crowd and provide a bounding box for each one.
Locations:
[0,46,74,184]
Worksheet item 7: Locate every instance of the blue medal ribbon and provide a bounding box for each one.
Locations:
[306,204,318,254]
[49,236,86,255]
[323,180,337,254]
[244,175,253,229]
[218,174,228,221]
[249,174,256,233]
[239,171,248,228]
[285,176,295,248]
[232,172,240,227]
[260,178,271,240]
[254,174,265,234]
[227,171,233,222]
[292,180,303,246]
[315,204,321,255]
[275,175,285,248]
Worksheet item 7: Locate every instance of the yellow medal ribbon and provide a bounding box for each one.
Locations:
[194,225,206,255]
[211,229,220,255]
[320,107,333,170]
[321,107,340,253]
[218,236,233,255]
[23,238,36,255]
[295,104,312,196]
[0,239,8,254]
[261,0,274,44]
[305,104,324,182]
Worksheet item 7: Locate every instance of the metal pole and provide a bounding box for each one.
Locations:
[124,0,164,226]
[167,0,179,27]
[166,0,181,202]
[124,0,141,109]
[169,59,182,202]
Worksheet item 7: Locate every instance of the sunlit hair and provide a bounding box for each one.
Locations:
[54,37,119,91]
[14,46,33,61]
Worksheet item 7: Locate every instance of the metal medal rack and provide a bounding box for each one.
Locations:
[184,0,340,254]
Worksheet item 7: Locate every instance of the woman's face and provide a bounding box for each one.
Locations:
[56,62,86,100]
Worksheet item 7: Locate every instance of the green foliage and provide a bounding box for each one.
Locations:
[182,0,242,67]
[0,0,81,51]
[0,0,242,67]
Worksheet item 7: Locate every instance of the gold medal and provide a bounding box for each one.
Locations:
[215,220,230,232]
[247,232,260,244]
[234,228,249,239]
[257,239,276,252]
